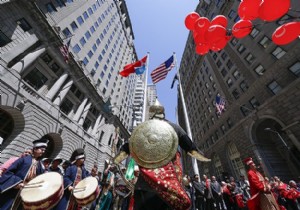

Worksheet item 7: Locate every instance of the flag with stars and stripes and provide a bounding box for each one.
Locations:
[216,95,226,115]
[150,55,175,84]
[59,38,71,63]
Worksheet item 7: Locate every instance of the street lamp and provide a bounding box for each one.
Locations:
[264,128,289,148]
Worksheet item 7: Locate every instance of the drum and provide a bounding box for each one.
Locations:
[73,176,100,206]
[20,172,63,210]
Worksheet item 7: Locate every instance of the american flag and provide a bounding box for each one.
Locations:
[59,39,71,63]
[150,55,175,84]
[216,95,226,115]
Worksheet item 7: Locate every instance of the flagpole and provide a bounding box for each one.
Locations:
[142,52,150,122]
[174,53,200,176]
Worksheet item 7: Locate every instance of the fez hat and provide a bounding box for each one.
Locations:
[70,148,85,163]
[52,157,63,164]
[243,157,254,166]
[33,138,49,148]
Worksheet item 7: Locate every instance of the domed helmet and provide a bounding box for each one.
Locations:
[149,98,165,119]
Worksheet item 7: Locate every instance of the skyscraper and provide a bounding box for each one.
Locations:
[0,0,140,170]
[179,1,300,180]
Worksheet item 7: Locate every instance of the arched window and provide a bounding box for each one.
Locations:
[213,154,223,180]
[228,142,246,178]
[42,135,55,158]
[0,109,14,144]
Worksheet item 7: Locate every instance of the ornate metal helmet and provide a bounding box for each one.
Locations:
[149,98,165,119]
[129,119,178,169]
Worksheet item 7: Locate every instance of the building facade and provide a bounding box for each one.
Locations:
[179,0,300,181]
[0,0,140,171]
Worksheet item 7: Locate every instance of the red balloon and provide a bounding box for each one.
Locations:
[210,36,230,52]
[211,15,228,28]
[206,25,227,44]
[196,43,210,55]
[185,12,200,30]
[272,22,300,45]
[232,20,253,38]
[194,17,210,44]
[194,17,210,32]
[238,0,262,20]
[259,0,290,22]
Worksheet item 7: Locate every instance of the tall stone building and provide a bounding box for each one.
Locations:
[0,0,141,170]
[179,0,300,181]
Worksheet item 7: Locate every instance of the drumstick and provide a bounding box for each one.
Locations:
[26,180,44,186]
[23,185,43,189]
[73,189,86,193]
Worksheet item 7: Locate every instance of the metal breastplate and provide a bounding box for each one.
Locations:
[129,119,178,169]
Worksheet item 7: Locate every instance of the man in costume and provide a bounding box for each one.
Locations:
[114,98,211,210]
[54,148,90,210]
[49,157,63,174]
[244,157,280,210]
[0,138,48,210]
[0,147,32,177]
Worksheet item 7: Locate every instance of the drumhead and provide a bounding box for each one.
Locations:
[73,176,98,199]
[20,172,63,202]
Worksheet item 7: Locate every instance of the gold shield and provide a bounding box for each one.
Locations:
[129,119,178,169]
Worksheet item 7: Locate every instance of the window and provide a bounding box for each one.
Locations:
[228,10,236,19]
[88,50,94,58]
[42,53,52,64]
[90,26,95,34]
[213,53,218,60]
[67,0,73,3]
[92,44,97,52]
[23,68,48,90]
[227,78,233,87]
[60,98,73,115]
[0,109,14,141]
[88,7,93,15]
[250,28,259,38]
[289,61,300,76]
[83,11,89,20]
[237,44,246,53]
[216,60,222,68]
[234,15,240,23]
[240,105,251,116]
[249,97,260,108]
[233,70,240,80]
[94,61,99,69]
[231,38,238,46]
[272,47,286,59]
[221,68,227,77]
[226,60,233,69]
[98,55,103,62]
[245,53,255,64]
[83,118,92,131]
[77,16,84,25]
[254,65,265,76]
[79,37,86,46]
[50,62,60,73]
[46,3,57,13]
[70,21,78,32]
[55,0,65,7]
[72,44,81,53]
[221,52,227,60]
[17,18,32,31]
[240,81,248,92]
[259,36,272,48]
[228,143,246,178]
[62,27,72,38]
[267,80,282,94]
[77,57,87,66]
[0,30,12,47]
[85,31,91,40]
[221,125,226,134]
[99,131,105,143]
[232,89,240,99]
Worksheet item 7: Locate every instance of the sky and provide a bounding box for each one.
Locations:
[125,0,199,123]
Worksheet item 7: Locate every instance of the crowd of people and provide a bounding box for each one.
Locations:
[182,173,300,210]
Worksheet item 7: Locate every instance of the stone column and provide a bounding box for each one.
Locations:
[73,98,88,122]
[46,73,68,100]
[12,48,46,73]
[78,102,92,125]
[53,80,73,106]
[92,114,103,136]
